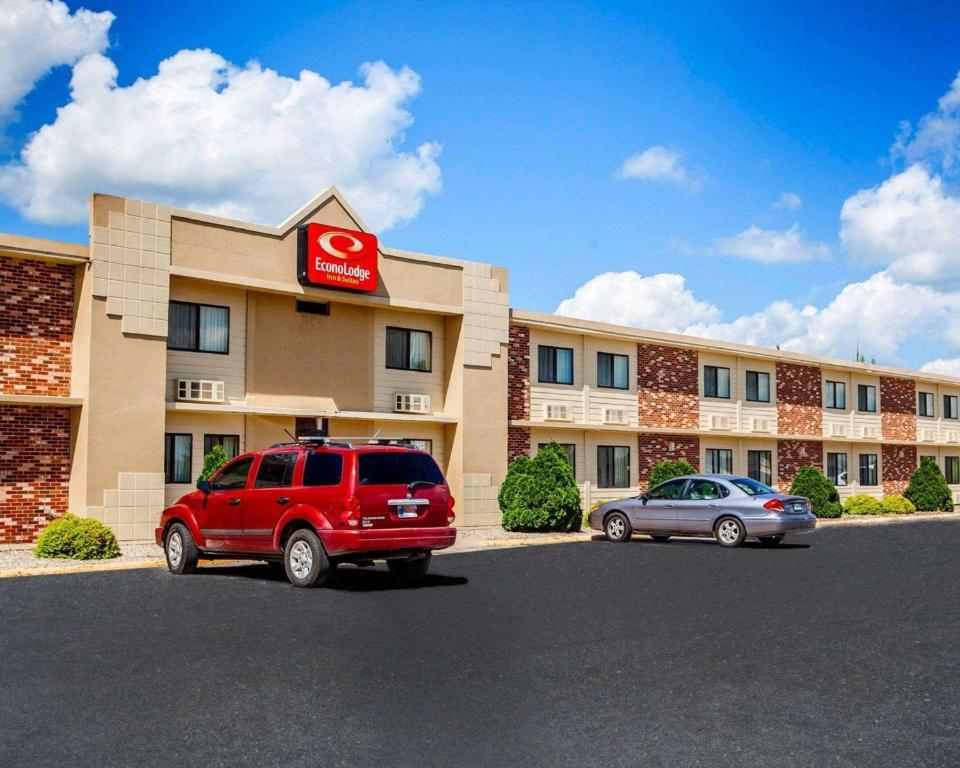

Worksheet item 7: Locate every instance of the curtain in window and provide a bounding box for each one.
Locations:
[409,331,430,371]
[538,346,555,383]
[859,454,877,486]
[613,355,628,388]
[168,303,196,350]
[199,306,229,353]
[166,434,192,484]
[556,348,573,384]
[598,446,629,487]
[828,453,848,485]
[946,457,960,484]
[706,449,733,474]
[748,451,772,485]
[386,328,408,369]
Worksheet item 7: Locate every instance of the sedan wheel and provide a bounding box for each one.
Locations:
[714,516,745,548]
[604,512,632,543]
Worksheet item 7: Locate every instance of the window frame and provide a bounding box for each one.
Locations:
[858,453,878,487]
[538,442,576,470]
[705,447,734,474]
[597,445,630,488]
[746,449,773,486]
[164,433,193,484]
[167,300,231,355]
[537,345,574,385]
[918,391,935,418]
[745,370,771,403]
[944,395,959,421]
[703,365,731,399]
[827,452,848,486]
[385,326,433,373]
[596,352,630,390]
[825,380,846,410]
[857,384,877,413]
[405,438,434,454]
[203,434,240,459]
[945,456,960,485]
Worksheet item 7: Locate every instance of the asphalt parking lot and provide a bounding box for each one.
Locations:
[2,520,959,768]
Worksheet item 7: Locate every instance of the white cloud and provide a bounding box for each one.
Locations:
[0,50,441,230]
[0,0,113,129]
[555,271,722,331]
[840,164,960,286]
[556,269,960,366]
[711,223,830,263]
[893,71,960,171]
[920,358,960,378]
[773,191,802,211]
[618,146,697,188]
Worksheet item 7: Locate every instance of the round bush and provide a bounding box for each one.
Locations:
[649,459,697,489]
[904,457,954,512]
[789,466,841,519]
[881,495,916,515]
[843,494,883,516]
[499,443,582,532]
[34,514,120,560]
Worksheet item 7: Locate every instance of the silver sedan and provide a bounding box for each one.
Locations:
[588,474,816,547]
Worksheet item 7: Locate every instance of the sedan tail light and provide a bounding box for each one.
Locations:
[763,498,785,512]
[447,495,456,525]
[340,496,361,527]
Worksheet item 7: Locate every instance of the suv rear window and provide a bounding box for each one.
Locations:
[303,452,343,486]
[358,452,444,486]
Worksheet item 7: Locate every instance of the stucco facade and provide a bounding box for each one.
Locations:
[2,187,960,543]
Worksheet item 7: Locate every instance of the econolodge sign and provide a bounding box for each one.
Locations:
[297,223,378,292]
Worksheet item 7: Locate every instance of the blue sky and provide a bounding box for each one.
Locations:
[4,0,960,372]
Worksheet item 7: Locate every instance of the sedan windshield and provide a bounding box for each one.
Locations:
[731,477,777,496]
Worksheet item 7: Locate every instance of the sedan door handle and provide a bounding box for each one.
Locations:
[664,504,674,509]
[228,498,241,506]
[708,504,718,508]
[277,497,289,504]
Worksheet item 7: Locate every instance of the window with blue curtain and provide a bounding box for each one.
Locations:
[167,301,229,353]
[164,433,192,483]
[597,352,629,389]
[538,345,574,385]
[386,327,432,372]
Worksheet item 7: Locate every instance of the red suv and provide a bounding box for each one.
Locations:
[155,438,456,587]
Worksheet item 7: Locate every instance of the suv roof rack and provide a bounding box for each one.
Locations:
[269,436,416,449]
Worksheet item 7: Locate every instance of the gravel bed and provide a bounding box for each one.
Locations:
[0,542,162,572]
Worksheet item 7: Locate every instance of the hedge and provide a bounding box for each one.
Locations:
[499,442,582,532]
[790,466,841,518]
[34,515,120,560]
[649,459,696,489]
[904,457,954,512]
[843,494,883,516]
[880,495,916,515]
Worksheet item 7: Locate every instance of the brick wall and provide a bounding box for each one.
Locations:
[0,256,74,396]
[508,325,530,421]
[507,425,530,465]
[777,439,823,492]
[776,362,822,436]
[882,443,917,495]
[880,376,917,442]
[0,406,71,544]
[638,433,700,490]
[637,343,699,429]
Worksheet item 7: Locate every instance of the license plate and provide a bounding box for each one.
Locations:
[397,505,419,518]
[793,503,805,513]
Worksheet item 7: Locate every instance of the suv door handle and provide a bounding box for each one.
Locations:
[228,498,241,506]
[277,497,289,504]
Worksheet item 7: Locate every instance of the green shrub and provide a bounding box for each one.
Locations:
[789,466,841,519]
[904,457,954,512]
[649,459,697,489]
[843,494,882,516]
[199,444,230,481]
[34,514,120,560]
[499,442,582,532]
[881,495,916,515]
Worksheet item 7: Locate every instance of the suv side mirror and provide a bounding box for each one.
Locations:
[197,479,212,495]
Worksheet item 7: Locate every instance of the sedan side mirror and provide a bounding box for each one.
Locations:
[197,479,212,495]
[640,493,649,504]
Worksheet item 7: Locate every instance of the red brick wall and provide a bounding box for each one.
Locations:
[508,325,530,421]
[777,439,823,492]
[776,362,822,436]
[638,433,700,490]
[0,406,72,544]
[507,426,530,465]
[882,443,917,495]
[637,343,699,429]
[0,256,74,396]
[880,376,917,442]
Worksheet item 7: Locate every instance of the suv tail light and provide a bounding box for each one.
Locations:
[763,499,785,512]
[340,496,361,528]
[447,495,456,525]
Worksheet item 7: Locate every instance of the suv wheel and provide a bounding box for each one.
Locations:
[284,529,331,588]
[604,512,632,543]
[165,523,198,575]
[387,553,431,582]
[715,516,746,547]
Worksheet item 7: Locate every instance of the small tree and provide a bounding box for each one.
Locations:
[199,444,230,481]
[790,466,841,518]
[499,442,582,532]
[904,456,953,512]
[649,459,697,489]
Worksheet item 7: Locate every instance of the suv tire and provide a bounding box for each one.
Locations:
[165,523,199,575]
[284,529,331,588]
[387,553,431,582]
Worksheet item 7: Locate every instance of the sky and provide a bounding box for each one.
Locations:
[4,0,960,374]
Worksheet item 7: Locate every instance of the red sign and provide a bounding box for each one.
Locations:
[297,223,378,292]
